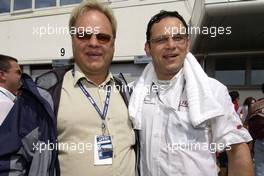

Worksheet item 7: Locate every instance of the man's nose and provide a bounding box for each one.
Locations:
[88,34,100,47]
[166,37,176,49]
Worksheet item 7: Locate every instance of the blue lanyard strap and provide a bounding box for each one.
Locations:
[77,80,111,121]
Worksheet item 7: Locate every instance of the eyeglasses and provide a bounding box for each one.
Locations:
[148,34,188,45]
[75,32,112,44]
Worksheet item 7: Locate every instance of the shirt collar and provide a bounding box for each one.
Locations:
[72,64,114,87]
[153,68,183,90]
[0,87,16,102]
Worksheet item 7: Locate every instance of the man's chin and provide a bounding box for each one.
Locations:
[86,65,107,72]
[166,65,182,74]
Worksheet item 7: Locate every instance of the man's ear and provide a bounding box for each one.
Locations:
[112,38,115,48]
[0,71,6,82]
[144,42,151,57]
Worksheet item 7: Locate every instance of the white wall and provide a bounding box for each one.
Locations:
[0,0,193,64]
[0,14,72,64]
[114,1,192,61]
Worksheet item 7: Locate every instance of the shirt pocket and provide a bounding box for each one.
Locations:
[169,110,210,144]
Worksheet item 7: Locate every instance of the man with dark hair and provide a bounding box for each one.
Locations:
[0,54,21,125]
[129,10,253,176]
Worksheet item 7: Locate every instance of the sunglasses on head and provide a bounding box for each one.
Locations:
[75,32,112,44]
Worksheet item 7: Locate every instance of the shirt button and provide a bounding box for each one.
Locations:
[114,154,116,158]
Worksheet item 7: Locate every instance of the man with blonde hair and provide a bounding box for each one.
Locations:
[55,0,136,175]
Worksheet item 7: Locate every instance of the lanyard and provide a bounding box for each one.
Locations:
[77,80,111,134]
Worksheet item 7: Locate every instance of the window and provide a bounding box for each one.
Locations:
[205,55,264,87]
[251,58,264,85]
[215,58,246,85]
[0,0,10,13]
[14,0,32,11]
[35,0,56,8]
[31,64,53,81]
[60,0,81,6]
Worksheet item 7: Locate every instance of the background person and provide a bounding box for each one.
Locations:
[247,83,264,176]
[239,97,256,124]
[229,91,240,113]
[0,54,21,126]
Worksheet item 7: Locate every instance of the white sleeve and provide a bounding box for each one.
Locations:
[0,100,14,125]
[210,85,252,152]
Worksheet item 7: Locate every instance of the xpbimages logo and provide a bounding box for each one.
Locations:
[100,84,167,95]
[32,24,100,37]
[167,142,231,153]
[164,24,232,37]
[33,140,93,153]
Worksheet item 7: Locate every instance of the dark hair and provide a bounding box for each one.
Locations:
[229,91,239,102]
[0,54,18,72]
[262,83,264,94]
[243,97,256,106]
[146,10,188,42]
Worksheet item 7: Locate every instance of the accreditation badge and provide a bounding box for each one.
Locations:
[94,135,113,165]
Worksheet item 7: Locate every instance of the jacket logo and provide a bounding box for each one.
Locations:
[179,100,188,107]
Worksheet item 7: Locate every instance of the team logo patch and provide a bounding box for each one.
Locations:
[179,100,188,107]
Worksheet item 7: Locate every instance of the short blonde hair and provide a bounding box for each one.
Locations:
[69,0,117,38]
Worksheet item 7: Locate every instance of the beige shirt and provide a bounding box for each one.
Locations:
[57,65,135,176]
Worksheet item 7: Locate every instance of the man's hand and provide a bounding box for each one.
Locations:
[227,143,254,176]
